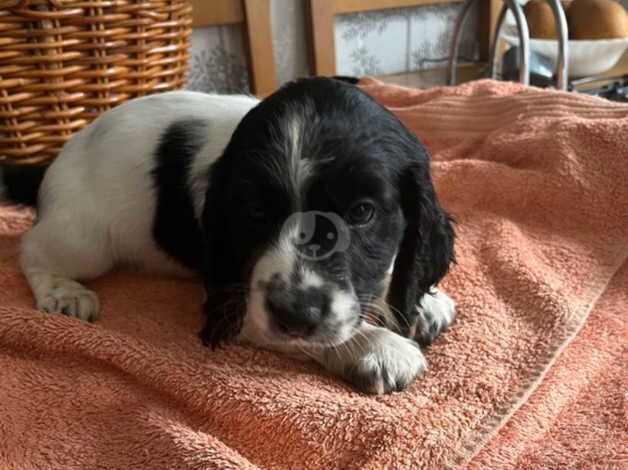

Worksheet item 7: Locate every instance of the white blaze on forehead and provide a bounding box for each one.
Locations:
[286,113,302,166]
[297,158,313,190]
[277,102,315,194]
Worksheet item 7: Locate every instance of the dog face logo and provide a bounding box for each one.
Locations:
[281,211,350,261]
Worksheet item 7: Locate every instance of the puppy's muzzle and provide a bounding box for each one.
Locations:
[265,286,329,338]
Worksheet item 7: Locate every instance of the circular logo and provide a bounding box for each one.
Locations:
[281,211,351,261]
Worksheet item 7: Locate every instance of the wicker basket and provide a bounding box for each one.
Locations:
[0,0,192,165]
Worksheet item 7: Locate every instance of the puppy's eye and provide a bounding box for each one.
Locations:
[248,202,265,219]
[345,200,375,226]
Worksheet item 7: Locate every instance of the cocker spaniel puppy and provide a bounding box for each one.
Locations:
[20,77,455,394]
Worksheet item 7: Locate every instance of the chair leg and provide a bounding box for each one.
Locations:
[449,0,530,86]
[505,0,530,85]
[546,0,569,90]
[487,3,508,79]
[447,0,479,86]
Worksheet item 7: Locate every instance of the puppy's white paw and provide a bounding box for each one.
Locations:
[414,287,456,346]
[320,325,426,394]
[36,278,100,322]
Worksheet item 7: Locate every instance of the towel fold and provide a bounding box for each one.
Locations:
[0,79,626,469]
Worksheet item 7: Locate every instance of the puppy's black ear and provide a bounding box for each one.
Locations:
[386,162,455,336]
[199,157,246,349]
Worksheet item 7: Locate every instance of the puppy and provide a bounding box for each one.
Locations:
[20,77,455,394]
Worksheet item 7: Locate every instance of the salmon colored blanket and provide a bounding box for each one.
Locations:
[1,79,627,469]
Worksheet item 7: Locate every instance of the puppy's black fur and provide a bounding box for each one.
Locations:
[152,118,208,271]
[198,77,454,347]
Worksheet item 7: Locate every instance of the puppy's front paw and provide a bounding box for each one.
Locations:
[37,278,100,322]
[347,332,426,394]
[414,288,456,346]
[321,325,426,394]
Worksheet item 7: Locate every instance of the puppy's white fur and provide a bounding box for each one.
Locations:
[21,92,259,319]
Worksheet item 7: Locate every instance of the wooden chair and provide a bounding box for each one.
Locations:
[191,0,277,96]
[307,0,501,77]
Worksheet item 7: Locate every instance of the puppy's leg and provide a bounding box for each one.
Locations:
[20,215,112,321]
[312,323,427,394]
[413,287,456,346]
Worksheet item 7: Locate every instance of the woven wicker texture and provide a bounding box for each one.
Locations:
[0,0,192,165]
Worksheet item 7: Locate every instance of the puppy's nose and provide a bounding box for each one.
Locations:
[266,290,328,337]
[308,243,321,254]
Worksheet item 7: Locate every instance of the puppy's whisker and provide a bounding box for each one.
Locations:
[346,328,368,358]
[367,300,414,332]
[360,311,387,328]
[386,304,415,330]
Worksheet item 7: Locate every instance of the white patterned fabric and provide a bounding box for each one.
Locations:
[335,4,478,76]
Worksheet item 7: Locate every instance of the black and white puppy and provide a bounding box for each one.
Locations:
[20,77,455,394]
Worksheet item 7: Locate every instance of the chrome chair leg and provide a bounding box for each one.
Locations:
[450,0,530,85]
[505,0,530,85]
[487,3,509,79]
[447,0,479,86]
[546,0,569,90]
[450,0,568,88]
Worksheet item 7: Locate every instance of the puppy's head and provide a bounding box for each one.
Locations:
[201,77,454,349]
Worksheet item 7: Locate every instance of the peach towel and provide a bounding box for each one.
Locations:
[1,79,627,469]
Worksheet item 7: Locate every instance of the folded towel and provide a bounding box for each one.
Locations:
[1,79,626,469]
[470,262,627,468]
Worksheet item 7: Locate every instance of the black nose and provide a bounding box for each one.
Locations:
[266,289,329,337]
